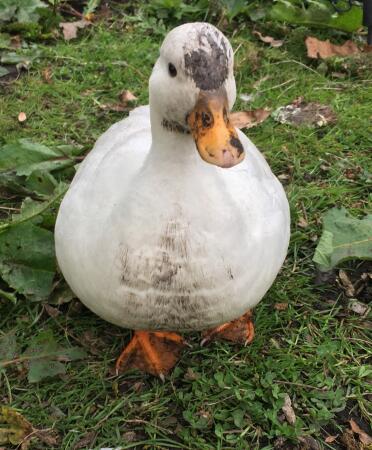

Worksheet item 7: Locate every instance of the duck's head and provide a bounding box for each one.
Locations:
[149,22,244,169]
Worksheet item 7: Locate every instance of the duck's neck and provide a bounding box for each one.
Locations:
[149,104,198,165]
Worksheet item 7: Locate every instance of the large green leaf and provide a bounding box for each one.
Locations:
[23,330,87,383]
[0,331,87,383]
[0,139,80,176]
[0,0,47,23]
[270,0,362,32]
[0,331,17,363]
[0,222,55,301]
[313,208,372,271]
[0,0,17,22]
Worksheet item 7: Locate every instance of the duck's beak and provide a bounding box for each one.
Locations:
[187,89,244,168]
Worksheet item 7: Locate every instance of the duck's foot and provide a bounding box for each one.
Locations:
[201,310,254,346]
[115,331,186,380]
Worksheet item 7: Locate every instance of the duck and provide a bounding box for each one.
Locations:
[55,22,290,379]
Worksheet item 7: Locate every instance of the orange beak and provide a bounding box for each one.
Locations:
[187,89,244,168]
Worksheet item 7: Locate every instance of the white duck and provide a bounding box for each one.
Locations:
[55,22,290,378]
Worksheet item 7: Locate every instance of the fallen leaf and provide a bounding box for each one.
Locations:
[42,67,52,84]
[298,217,308,229]
[305,36,360,59]
[230,108,271,129]
[273,99,336,127]
[35,429,59,447]
[299,436,321,450]
[274,302,288,311]
[341,428,360,450]
[24,330,87,383]
[184,367,200,380]
[349,419,372,445]
[122,431,138,442]
[338,270,355,297]
[44,304,61,318]
[73,431,96,449]
[18,112,26,122]
[281,393,296,424]
[325,435,338,443]
[118,90,137,104]
[253,31,283,47]
[59,20,91,41]
[10,35,21,49]
[239,93,256,103]
[0,222,56,301]
[0,407,58,449]
[0,407,33,447]
[278,173,291,182]
[348,299,369,317]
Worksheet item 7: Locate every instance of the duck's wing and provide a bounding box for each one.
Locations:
[71,105,151,186]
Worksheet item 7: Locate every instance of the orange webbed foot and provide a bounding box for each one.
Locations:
[201,310,255,346]
[115,331,186,380]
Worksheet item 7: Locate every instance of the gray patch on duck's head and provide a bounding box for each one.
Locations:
[184,26,230,91]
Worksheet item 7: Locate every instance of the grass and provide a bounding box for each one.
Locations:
[0,11,371,450]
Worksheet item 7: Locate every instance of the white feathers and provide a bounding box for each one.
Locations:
[55,23,290,332]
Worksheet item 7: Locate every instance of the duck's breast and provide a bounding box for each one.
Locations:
[56,117,290,331]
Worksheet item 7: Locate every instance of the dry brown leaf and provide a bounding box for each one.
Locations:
[35,429,59,447]
[274,303,288,311]
[348,299,369,316]
[42,67,52,84]
[59,20,91,41]
[278,173,291,183]
[338,270,355,297]
[44,304,61,318]
[341,429,360,450]
[273,99,336,128]
[298,217,308,229]
[122,431,138,442]
[299,436,321,450]
[325,435,338,443]
[18,112,27,123]
[118,90,137,104]
[10,35,21,49]
[184,367,200,380]
[281,394,296,425]
[72,431,96,450]
[230,108,271,129]
[305,36,360,59]
[349,419,372,446]
[253,31,283,48]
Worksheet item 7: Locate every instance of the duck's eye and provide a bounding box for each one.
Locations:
[168,63,177,77]
[201,111,213,128]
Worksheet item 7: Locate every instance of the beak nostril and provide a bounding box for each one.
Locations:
[222,149,227,154]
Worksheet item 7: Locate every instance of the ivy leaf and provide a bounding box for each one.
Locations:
[23,330,87,383]
[313,208,372,271]
[0,222,55,301]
